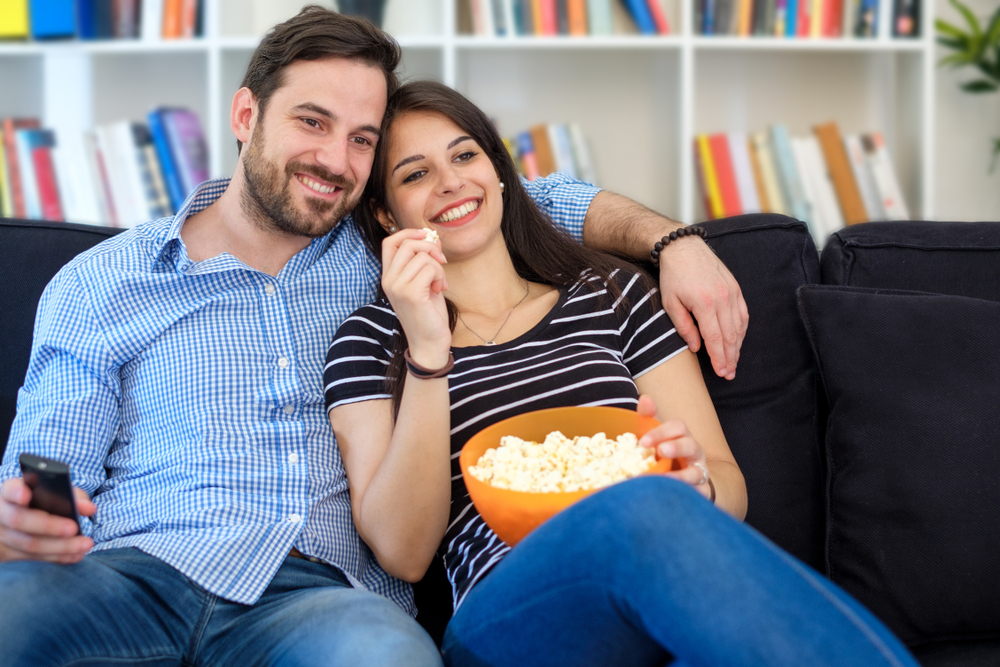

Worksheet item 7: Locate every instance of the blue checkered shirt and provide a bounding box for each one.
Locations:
[1,174,599,611]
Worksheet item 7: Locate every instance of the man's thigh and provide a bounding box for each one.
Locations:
[0,548,202,667]
[202,560,442,667]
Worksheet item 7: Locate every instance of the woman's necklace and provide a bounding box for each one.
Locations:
[456,280,530,346]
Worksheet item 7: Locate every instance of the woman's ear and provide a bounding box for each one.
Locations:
[373,203,397,234]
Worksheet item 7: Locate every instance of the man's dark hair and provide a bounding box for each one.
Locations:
[236,5,401,153]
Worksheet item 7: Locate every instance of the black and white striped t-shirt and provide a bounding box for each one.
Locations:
[324,269,687,609]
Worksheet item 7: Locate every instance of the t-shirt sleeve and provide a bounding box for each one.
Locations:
[612,270,688,379]
[324,302,399,412]
[521,172,601,243]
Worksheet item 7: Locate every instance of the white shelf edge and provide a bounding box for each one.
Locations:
[0,39,211,55]
[692,36,926,51]
[453,35,683,49]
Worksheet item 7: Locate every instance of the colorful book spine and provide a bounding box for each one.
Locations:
[148,109,186,211]
[785,0,799,35]
[813,121,867,225]
[727,132,761,214]
[32,142,64,221]
[586,0,613,33]
[517,131,540,180]
[160,108,209,199]
[538,0,558,34]
[162,0,183,38]
[862,132,909,220]
[645,0,670,33]
[695,135,725,219]
[29,0,77,38]
[769,124,810,223]
[15,129,43,219]
[746,136,771,213]
[622,0,656,33]
[556,0,569,33]
[549,124,578,179]
[0,0,30,38]
[4,119,41,219]
[567,0,588,34]
[843,134,884,220]
[567,123,597,185]
[0,130,12,218]
[790,136,825,246]
[751,130,787,215]
[708,133,742,217]
[529,123,557,177]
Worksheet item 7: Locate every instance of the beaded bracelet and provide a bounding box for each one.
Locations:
[403,349,455,379]
[650,225,708,266]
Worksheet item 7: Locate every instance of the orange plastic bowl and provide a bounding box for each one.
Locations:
[459,406,671,547]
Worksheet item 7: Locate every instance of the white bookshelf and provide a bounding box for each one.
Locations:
[0,0,936,223]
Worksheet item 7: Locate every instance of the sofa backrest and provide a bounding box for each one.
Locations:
[0,219,122,457]
[698,213,825,571]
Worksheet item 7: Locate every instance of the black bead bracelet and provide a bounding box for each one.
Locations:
[650,225,707,265]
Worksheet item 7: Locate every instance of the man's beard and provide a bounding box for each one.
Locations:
[240,129,358,238]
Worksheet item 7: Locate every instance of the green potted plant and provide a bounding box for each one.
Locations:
[936,0,1000,170]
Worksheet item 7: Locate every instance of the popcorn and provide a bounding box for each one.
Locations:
[468,431,656,493]
[422,228,439,242]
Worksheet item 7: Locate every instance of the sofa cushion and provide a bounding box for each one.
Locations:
[821,220,1000,301]
[698,213,825,571]
[797,284,1000,649]
[0,219,121,456]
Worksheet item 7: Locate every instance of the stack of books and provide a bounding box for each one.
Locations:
[0,108,209,226]
[693,122,909,246]
[0,0,204,41]
[460,0,671,37]
[695,0,920,37]
[503,122,598,185]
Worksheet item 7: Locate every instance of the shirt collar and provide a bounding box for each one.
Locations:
[153,177,346,275]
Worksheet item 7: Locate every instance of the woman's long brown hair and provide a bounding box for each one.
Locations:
[352,80,654,415]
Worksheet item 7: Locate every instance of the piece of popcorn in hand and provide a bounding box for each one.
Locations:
[422,228,439,243]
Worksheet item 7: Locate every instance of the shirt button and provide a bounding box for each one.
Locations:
[289,513,302,523]
[288,452,299,464]
[265,284,276,296]
[283,405,295,415]
[308,557,320,563]
[278,356,289,369]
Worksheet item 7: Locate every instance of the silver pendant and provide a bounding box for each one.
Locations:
[485,341,496,346]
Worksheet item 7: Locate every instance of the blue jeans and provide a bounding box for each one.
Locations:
[443,477,919,667]
[0,547,442,666]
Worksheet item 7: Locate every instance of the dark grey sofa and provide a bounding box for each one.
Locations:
[2,214,998,665]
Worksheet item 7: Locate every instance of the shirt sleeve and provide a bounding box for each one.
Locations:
[522,172,601,243]
[1,267,122,536]
[324,302,399,412]
[612,270,688,379]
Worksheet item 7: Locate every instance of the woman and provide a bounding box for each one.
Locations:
[324,81,917,667]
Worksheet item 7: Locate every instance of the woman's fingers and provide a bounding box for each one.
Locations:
[382,228,446,282]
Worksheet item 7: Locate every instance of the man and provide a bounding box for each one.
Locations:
[0,7,747,666]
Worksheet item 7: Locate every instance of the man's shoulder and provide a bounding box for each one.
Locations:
[60,217,174,277]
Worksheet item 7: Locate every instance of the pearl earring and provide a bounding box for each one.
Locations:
[388,225,398,233]
[499,181,505,193]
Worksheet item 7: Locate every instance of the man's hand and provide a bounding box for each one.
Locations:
[580,190,748,379]
[0,477,95,563]
[658,238,748,380]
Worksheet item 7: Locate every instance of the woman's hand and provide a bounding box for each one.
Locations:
[636,395,714,503]
[381,229,452,368]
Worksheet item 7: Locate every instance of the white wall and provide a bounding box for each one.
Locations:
[934,0,1000,220]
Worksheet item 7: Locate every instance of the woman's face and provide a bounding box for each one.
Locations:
[379,110,504,261]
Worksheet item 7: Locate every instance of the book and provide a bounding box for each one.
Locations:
[113,0,139,38]
[549,124,578,179]
[500,0,517,35]
[2,118,41,219]
[94,122,145,226]
[803,134,845,239]
[0,0,29,38]
[769,124,810,223]
[727,132,761,214]
[32,140,64,221]
[160,108,209,201]
[162,0,183,37]
[750,130,787,215]
[517,131,541,180]
[855,0,877,36]
[790,136,825,246]
[529,123,557,176]
[586,0,613,33]
[567,123,597,185]
[29,0,77,38]
[620,0,656,34]
[813,121,867,225]
[77,0,97,37]
[694,135,724,219]
[862,132,909,220]
[746,135,771,213]
[707,133,742,217]
[493,0,510,35]
[556,0,569,33]
[141,0,164,40]
[645,0,670,33]
[786,0,799,35]
[516,0,534,34]
[51,132,104,224]
[567,0,588,34]
[470,0,494,35]
[92,0,115,38]
[148,108,186,211]
[85,130,116,225]
[15,128,46,219]
[843,134,884,220]
[893,0,918,36]
[538,0,558,34]
[180,0,198,38]
[0,130,11,218]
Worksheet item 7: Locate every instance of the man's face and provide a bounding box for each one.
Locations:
[240,57,388,238]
